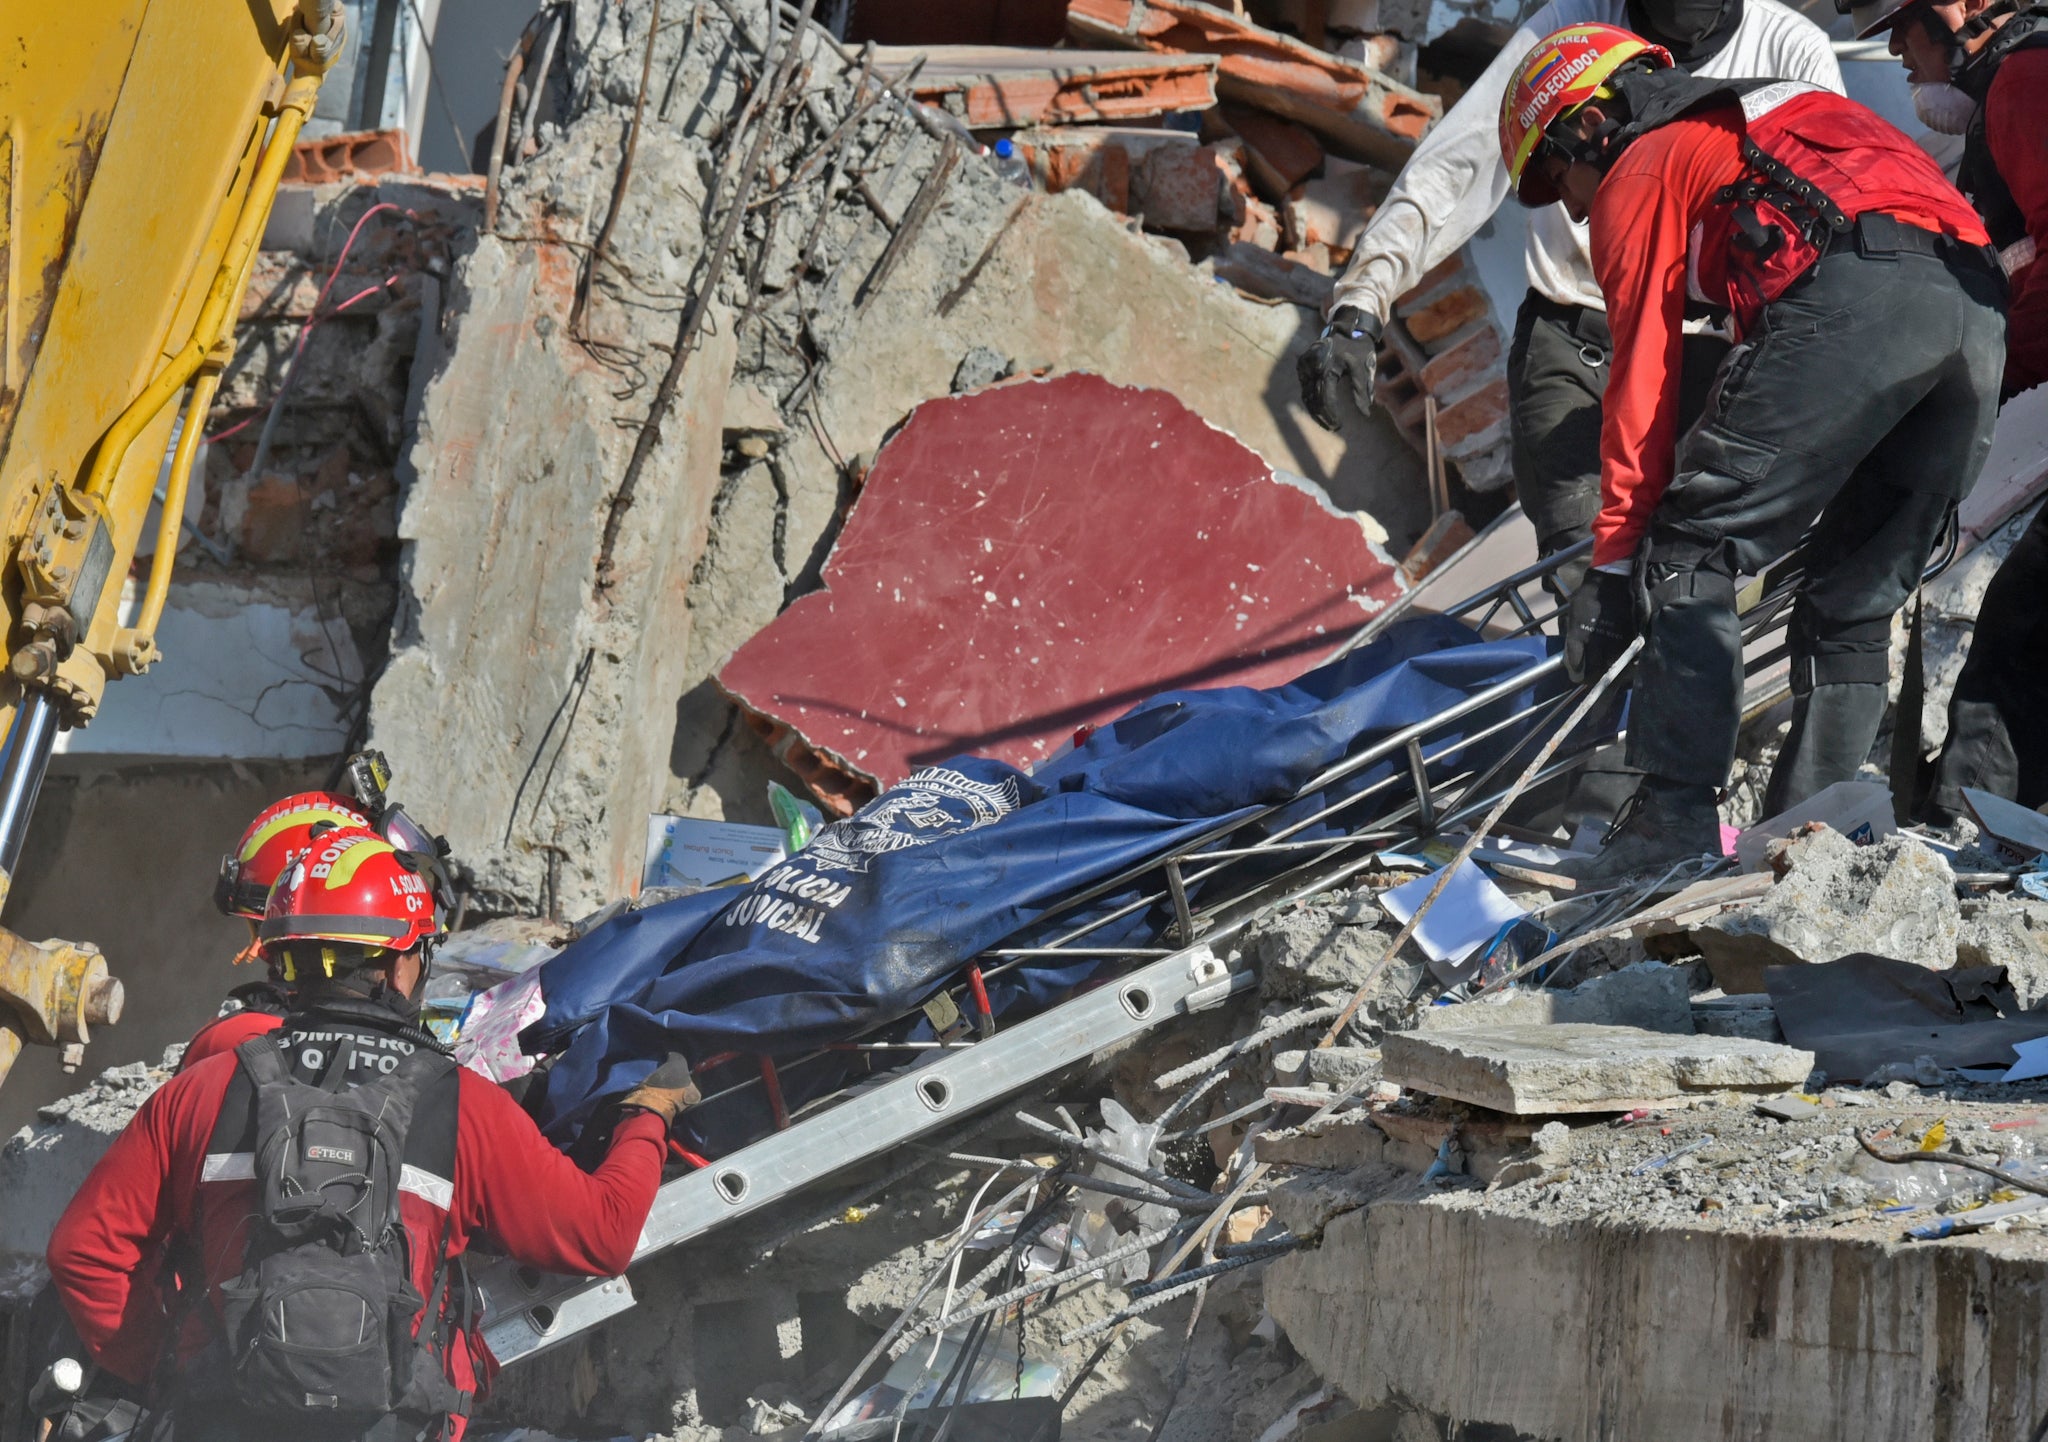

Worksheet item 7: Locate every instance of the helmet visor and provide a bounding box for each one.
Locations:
[380,804,438,856]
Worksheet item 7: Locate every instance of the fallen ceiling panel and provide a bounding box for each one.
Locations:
[717,372,1403,805]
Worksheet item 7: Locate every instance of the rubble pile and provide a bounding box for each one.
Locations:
[14,803,2048,1440]
[363,0,1541,919]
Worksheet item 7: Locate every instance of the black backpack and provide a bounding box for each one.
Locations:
[210,1034,467,1435]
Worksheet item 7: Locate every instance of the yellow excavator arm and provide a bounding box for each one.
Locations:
[0,0,347,1086]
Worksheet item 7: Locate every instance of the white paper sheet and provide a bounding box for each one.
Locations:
[1379,861,1527,978]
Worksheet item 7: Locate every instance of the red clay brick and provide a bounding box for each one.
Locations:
[1219,104,1324,193]
[1418,321,1502,397]
[1400,284,1490,347]
[1433,376,1510,451]
[285,129,414,185]
[1136,143,1226,232]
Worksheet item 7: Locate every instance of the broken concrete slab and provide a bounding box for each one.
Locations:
[1210,241,1336,309]
[775,179,1434,619]
[717,373,1403,795]
[369,228,737,911]
[1254,1112,1386,1169]
[1957,898,2048,1008]
[1692,828,1963,994]
[1306,1044,1380,1090]
[1692,991,1786,1043]
[362,0,1430,911]
[885,44,1220,126]
[1267,1161,1414,1238]
[1755,1094,1822,1121]
[1381,1023,1816,1114]
[1067,0,1439,168]
[1416,961,1693,1036]
[1265,1176,2048,1440]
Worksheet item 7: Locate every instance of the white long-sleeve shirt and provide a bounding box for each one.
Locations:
[1329,0,1843,319]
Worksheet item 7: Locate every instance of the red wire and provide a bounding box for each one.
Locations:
[206,201,407,444]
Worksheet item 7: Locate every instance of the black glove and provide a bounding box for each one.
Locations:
[620,1053,701,1126]
[1297,306,1383,432]
[1563,568,1641,683]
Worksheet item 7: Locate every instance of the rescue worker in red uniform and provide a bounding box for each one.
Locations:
[46,830,699,1441]
[180,790,376,1070]
[1853,0,2048,819]
[186,757,458,1071]
[1499,23,2006,879]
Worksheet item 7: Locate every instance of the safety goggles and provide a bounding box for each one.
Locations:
[381,803,458,913]
[213,855,270,918]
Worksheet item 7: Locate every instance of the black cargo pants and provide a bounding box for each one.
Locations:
[1506,292,1730,599]
[1507,295,1730,828]
[1928,501,2048,818]
[1624,240,2007,814]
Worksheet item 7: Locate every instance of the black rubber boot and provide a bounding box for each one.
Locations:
[1760,679,1889,819]
[1558,776,1722,885]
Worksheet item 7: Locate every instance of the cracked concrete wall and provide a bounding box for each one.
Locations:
[1266,1195,2048,1441]
[368,226,736,914]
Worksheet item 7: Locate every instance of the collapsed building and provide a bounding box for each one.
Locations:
[7,1,2048,1440]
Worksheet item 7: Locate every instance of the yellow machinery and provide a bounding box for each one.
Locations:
[0,0,347,1087]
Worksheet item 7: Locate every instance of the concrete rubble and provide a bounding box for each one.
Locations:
[14,1,2048,1440]
[1689,828,1966,993]
[362,0,1477,917]
[1380,1023,1817,1114]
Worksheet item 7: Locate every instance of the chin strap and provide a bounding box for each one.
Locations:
[1960,0,2020,39]
[1542,112,1623,176]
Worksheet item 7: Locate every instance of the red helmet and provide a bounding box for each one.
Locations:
[216,792,374,921]
[1500,24,1673,207]
[259,830,446,981]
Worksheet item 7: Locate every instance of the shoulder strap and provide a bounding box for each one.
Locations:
[1957,4,2048,100]
[233,1033,288,1086]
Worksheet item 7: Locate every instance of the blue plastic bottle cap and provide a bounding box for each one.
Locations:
[994,137,1015,158]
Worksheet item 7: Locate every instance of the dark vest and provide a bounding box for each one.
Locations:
[204,1002,461,1174]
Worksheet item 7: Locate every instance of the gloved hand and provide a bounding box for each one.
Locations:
[620,1053,701,1126]
[1563,568,1641,683]
[1297,306,1383,433]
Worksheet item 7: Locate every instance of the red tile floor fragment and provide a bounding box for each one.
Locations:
[717,372,1403,796]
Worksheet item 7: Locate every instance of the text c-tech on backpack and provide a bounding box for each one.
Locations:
[213,1033,467,1433]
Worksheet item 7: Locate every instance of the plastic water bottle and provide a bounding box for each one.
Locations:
[991,136,1032,189]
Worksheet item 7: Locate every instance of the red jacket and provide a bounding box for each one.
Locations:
[47,1023,665,1431]
[1987,48,2048,395]
[1588,85,1988,566]
[177,1009,282,1071]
